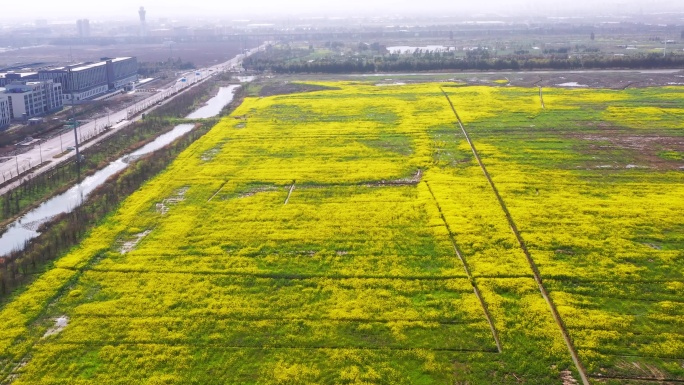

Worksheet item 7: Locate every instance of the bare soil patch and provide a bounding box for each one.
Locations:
[0,41,244,69]
[571,130,684,170]
[465,70,684,89]
[238,185,281,198]
[561,369,579,385]
[119,229,152,254]
[155,187,189,215]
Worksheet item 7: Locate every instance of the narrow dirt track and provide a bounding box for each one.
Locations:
[425,181,503,353]
[284,181,296,204]
[440,87,590,385]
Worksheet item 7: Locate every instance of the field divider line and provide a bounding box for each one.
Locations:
[35,341,500,353]
[207,180,229,202]
[62,314,491,325]
[589,352,684,360]
[440,87,589,385]
[589,374,684,383]
[556,293,684,305]
[425,181,503,353]
[284,181,296,205]
[545,277,684,284]
[69,266,474,281]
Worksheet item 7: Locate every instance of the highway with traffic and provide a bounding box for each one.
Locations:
[0,46,262,195]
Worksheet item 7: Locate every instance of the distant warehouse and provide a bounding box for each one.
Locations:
[38,57,138,103]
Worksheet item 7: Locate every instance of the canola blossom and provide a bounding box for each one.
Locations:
[0,82,682,384]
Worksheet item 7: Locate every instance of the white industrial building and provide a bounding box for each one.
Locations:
[0,92,10,128]
[108,57,139,89]
[3,80,63,120]
[38,57,138,103]
[39,62,108,102]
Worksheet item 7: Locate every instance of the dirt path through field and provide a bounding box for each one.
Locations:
[284,181,296,205]
[440,87,589,385]
[424,181,503,353]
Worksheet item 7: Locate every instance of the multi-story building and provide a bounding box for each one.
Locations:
[0,92,10,128]
[38,57,137,103]
[38,62,108,102]
[3,80,63,120]
[106,57,138,89]
[0,72,39,87]
[77,19,90,37]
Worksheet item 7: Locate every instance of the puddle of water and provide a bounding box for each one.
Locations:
[0,86,239,257]
[556,82,588,87]
[0,159,129,254]
[43,316,69,338]
[236,76,256,83]
[639,69,681,74]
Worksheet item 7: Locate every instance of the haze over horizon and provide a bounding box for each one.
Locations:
[4,0,683,23]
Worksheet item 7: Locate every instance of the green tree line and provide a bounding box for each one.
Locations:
[245,51,684,73]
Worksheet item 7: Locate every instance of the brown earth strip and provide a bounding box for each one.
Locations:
[440,87,590,385]
[424,181,503,353]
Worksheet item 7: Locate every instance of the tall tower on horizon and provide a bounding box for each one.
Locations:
[139,6,147,37]
[77,19,90,38]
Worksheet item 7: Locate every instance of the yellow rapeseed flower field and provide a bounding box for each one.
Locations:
[1,82,682,384]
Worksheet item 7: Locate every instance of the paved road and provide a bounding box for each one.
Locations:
[0,46,263,195]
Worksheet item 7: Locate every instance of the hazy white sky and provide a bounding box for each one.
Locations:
[6,0,681,22]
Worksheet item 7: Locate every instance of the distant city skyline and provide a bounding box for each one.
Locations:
[3,0,683,22]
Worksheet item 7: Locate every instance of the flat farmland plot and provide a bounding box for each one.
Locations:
[1,82,682,384]
[442,85,684,383]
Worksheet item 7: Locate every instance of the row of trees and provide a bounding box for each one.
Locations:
[138,57,196,77]
[244,51,684,74]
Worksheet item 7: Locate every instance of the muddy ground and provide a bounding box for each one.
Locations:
[254,73,684,175]
[569,128,684,171]
[325,68,684,89]
[0,41,246,69]
[490,70,684,89]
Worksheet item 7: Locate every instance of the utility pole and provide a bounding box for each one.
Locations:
[72,106,81,180]
[39,141,43,164]
[15,156,19,176]
[70,88,81,181]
